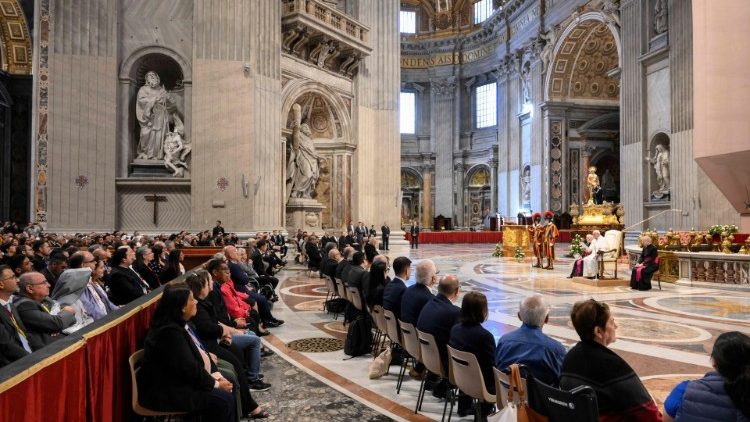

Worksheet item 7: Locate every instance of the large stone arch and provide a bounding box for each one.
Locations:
[0,0,31,75]
[545,12,621,103]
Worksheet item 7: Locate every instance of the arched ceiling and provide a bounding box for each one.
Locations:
[547,20,619,102]
[400,0,472,32]
[0,0,32,75]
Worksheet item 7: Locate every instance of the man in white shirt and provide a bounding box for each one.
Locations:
[582,230,609,278]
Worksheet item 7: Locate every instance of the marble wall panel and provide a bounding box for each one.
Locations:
[646,66,671,137]
[117,184,191,231]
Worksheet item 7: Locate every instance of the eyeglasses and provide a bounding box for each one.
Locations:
[0,275,17,282]
[26,281,48,286]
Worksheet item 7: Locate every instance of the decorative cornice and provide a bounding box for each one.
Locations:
[430,77,457,95]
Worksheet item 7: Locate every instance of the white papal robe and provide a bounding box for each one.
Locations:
[582,236,610,277]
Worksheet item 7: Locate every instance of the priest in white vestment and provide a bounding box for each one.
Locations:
[582,230,609,278]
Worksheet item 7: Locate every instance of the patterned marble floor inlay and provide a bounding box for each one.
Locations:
[287,337,344,353]
[266,244,750,421]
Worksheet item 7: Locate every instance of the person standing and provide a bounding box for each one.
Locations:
[410,220,420,249]
[542,211,559,270]
[380,222,390,251]
[212,220,225,239]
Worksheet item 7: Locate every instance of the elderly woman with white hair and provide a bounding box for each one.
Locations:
[494,294,567,386]
[630,235,659,291]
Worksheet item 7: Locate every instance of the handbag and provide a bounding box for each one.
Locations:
[509,364,548,422]
[368,343,391,379]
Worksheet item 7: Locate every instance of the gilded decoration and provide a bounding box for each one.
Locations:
[548,20,619,101]
[468,167,490,187]
[0,0,32,74]
[401,169,421,190]
[501,225,533,258]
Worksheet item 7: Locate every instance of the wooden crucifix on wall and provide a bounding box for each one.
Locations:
[144,194,167,225]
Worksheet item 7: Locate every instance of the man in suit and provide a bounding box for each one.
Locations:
[354,222,366,250]
[322,248,342,283]
[14,272,76,350]
[335,247,354,281]
[410,220,420,249]
[212,220,225,238]
[31,240,50,272]
[380,222,391,251]
[0,266,31,365]
[416,274,461,397]
[107,246,150,306]
[41,251,68,290]
[400,259,437,326]
[347,221,356,238]
[382,256,412,319]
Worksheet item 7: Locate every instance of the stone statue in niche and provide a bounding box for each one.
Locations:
[586,166,600,205]
[163,132,191,177]
[654,0,668,35]
[135,71,185,162]
[521,166,531,206]
[520,61,532,104]
[646,143,670,200]
[538,28,559,70]
[286,103,321,201]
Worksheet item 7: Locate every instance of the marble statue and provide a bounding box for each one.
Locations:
[136,71,177,160]
[286,103,321,201]
[163,132,190,177]
[520,61,532,104]
[586,166,600,205]
[646,144,670,198]
[521,166,531,205]
[654,0,668,34]
[539,28,559,70]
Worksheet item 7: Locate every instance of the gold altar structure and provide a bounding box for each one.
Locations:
[501,225,534,258]
[569,203,624,235]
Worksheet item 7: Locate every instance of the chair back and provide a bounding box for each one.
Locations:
[324,275,337,297]
[383,309,401,346]
[335,278,348,302]
[371,305,387,334]
[603,230,623,259]
[447,345,494,403]
[398,321,421,361]
[527,378,599,422]
[417,330,444,378]
[348,286,364,311]
[129,349,186,417]
[493,366,528,409]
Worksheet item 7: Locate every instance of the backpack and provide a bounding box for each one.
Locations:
[325,297,347,314]
[344,314,372,358]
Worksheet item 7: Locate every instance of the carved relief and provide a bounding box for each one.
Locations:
[653,0,668,35]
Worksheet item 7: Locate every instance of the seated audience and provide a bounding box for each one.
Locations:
[184,272,270,418]
[137,285,236,421]
[568,234,594,278]
[31,240,50,271]
[560,299,662,421]
[0,265,32,364]
[382,256,412,320]
[400,259,437,325]
[250,240,280,289]
[9,254,32,277]
[160,249,185,283]
[133,246,160,289]
[322,248,342,284]
[335,246,354,281]
[0,243,16,265]
[108,247,150,306]
[416,274,461,398]
[495,295,566,386]
[663,331,750,422]
[66,252,118,320]
[449,291,496,417]
[364,237,378,264]
[362,255,389,310]
[631,235,659,291]
[304,235,322,271]
[224,246,282,327]
[41,251,67,290]
[14,272,76,350]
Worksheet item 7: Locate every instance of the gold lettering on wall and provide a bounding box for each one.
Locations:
[401,42,499,69]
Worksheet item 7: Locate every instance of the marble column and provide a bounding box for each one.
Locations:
[421,165,432,229]
[581,145,594,205]
[454,162,464,226]
[430,79,457,220]
[489,157,498,215]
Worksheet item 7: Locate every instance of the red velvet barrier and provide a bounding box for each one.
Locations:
[84,297,159,422]
[0,342,88,421]
[405,231,504,244]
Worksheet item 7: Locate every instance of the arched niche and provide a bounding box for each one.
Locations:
[465,165,491,227]
[590,152,620,203]
[646,132,671,201]
[117,46,192,178]
[280,80,352,144]
[401,168,423,225]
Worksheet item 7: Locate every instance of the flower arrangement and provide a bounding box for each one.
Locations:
[492,242,502,257]
[570,234,584,257]
[708,224,739,236]
[514,246,525,261]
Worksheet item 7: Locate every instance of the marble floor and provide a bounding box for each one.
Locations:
[261,244,750,421]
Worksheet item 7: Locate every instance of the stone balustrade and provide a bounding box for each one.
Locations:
[282,0,369,45]
[627,245,750,286]
[281,0,371,77]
